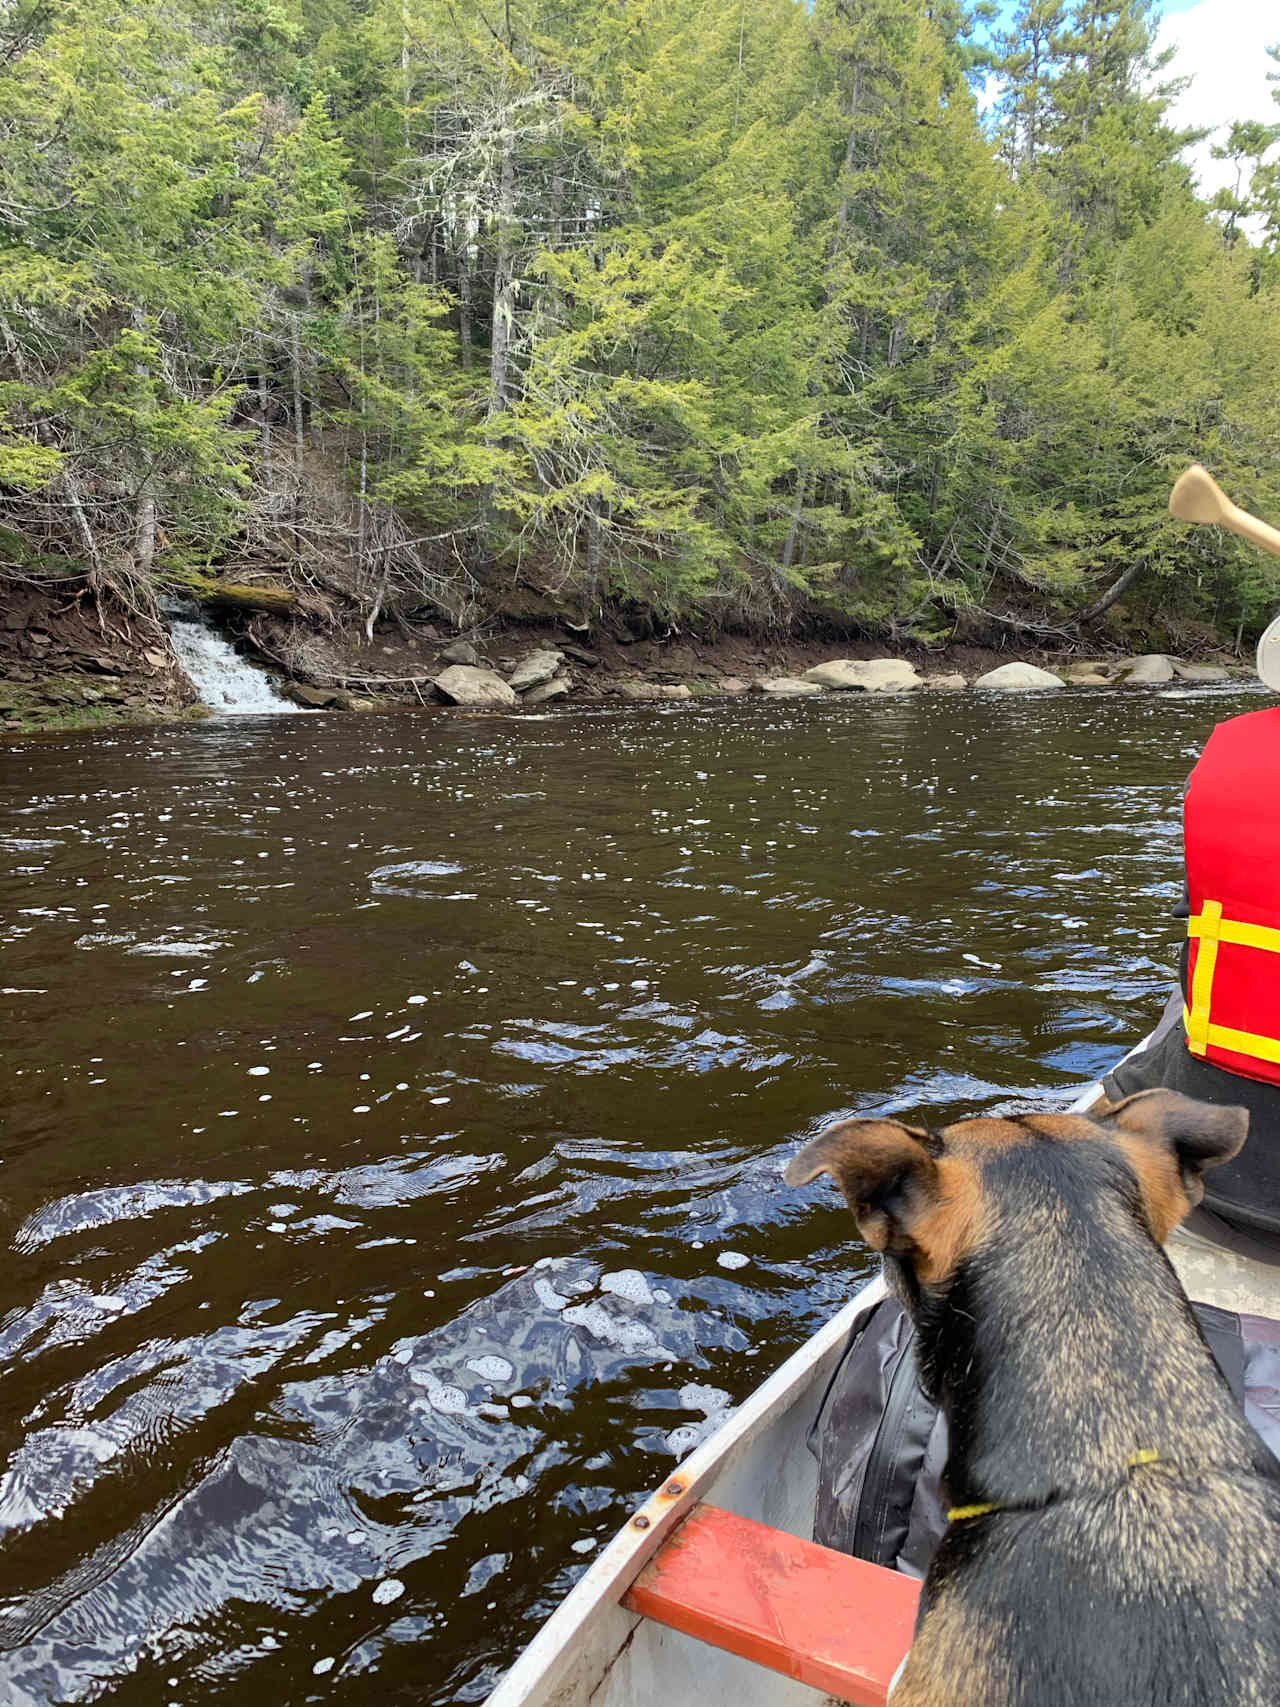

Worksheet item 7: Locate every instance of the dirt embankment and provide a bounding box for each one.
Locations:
[0,586,200,733]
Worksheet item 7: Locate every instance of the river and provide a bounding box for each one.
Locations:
[0,684,1260,1704]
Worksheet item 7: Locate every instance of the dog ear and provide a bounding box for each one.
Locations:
[784,1119,939,1255]
[1098,1089,1248,1179]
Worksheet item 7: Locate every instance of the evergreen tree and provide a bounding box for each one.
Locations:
[0,0,1276,647]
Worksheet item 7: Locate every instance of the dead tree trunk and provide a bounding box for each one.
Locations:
[1075,556,1147,626]
[488,131,517,418]
[458,246,474,372]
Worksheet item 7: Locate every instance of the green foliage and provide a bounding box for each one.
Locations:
[1,0,1277,643]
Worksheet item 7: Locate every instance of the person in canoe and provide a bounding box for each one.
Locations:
[812,465,1280,1579]
[1099,471,1280,1240]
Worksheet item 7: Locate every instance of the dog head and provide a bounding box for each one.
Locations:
[784,1089,1247,1294]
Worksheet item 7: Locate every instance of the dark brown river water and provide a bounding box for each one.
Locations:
[0,684,1262,1704]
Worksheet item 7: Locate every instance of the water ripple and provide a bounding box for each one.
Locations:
[0,685,1260,1703]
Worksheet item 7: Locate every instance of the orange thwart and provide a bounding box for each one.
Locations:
[623,1502,919,1706]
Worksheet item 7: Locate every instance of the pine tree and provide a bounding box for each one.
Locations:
[0,0,286,605]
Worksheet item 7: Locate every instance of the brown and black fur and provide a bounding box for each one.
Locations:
[785,1089,1280,1706]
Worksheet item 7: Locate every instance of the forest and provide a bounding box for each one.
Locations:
[2,0,1280,650]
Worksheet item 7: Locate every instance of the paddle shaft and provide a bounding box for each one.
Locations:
[1215,501,1280,562]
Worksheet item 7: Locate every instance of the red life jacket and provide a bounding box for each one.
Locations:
[1183,705,1280,1086]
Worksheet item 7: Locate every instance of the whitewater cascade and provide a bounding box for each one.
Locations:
[166,609,300,716]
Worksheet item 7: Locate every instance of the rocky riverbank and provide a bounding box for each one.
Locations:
[0,578,1253,735]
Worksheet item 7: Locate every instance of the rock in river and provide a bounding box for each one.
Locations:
[286,683,353,710]
[972,662,1064,692]
[802,658,921,692]
[433,665,518,708]
[1120,653,1176,684]
[1171,660,1230,682]
[753,677,822,697]
[1060,659,1116,682]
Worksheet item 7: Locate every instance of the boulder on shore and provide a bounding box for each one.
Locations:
[753,676,822,697]
[508,648,564,693]
[803,658,921,692]
[286,682,353,710]
[440,639,480,667]
[1171,660,1230,683]
[522,675,571,705]
[1059,660,1116,682]
[925,672,967,691]
[973,662,1064,692]
[432,665,518,708]
[1120,653,1176,684]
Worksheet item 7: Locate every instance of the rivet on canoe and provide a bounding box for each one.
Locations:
[664,1481,683,1497]
[633,1514,650,1530]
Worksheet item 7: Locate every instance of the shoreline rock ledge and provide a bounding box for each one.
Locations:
[432,664,518,707]
[803,658,922,692]
[507,648,564,693]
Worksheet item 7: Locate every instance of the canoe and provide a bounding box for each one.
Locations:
[484,1077,1280,1707]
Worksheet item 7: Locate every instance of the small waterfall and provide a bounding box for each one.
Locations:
[166,609,300,717]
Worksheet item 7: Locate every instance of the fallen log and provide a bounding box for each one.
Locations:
[200,582,297,615]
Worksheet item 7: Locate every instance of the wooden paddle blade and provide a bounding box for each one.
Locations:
[1169,464,1280,561]
[1170,464,1229,524]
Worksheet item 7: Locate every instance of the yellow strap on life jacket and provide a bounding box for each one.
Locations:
[1188,913,1280,955]
[1182,1008,1280,1067]
[1186,900,1222,1055]
[1186,899,1280,1064]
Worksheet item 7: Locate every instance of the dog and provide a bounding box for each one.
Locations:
[785,1089,1280,1705]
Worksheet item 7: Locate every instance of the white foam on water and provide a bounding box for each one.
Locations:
[372,1578,405,1605]
[408,1369,469,1414]
[665,1414,730,1457]
[532,1276,570,1310]
[561,1301,664,1355]
[678,1383,731,1414]
[128,938,223,957]
[466,1355,514,1383]
[716,1251,749,1271]
[600,1269,654,1306]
